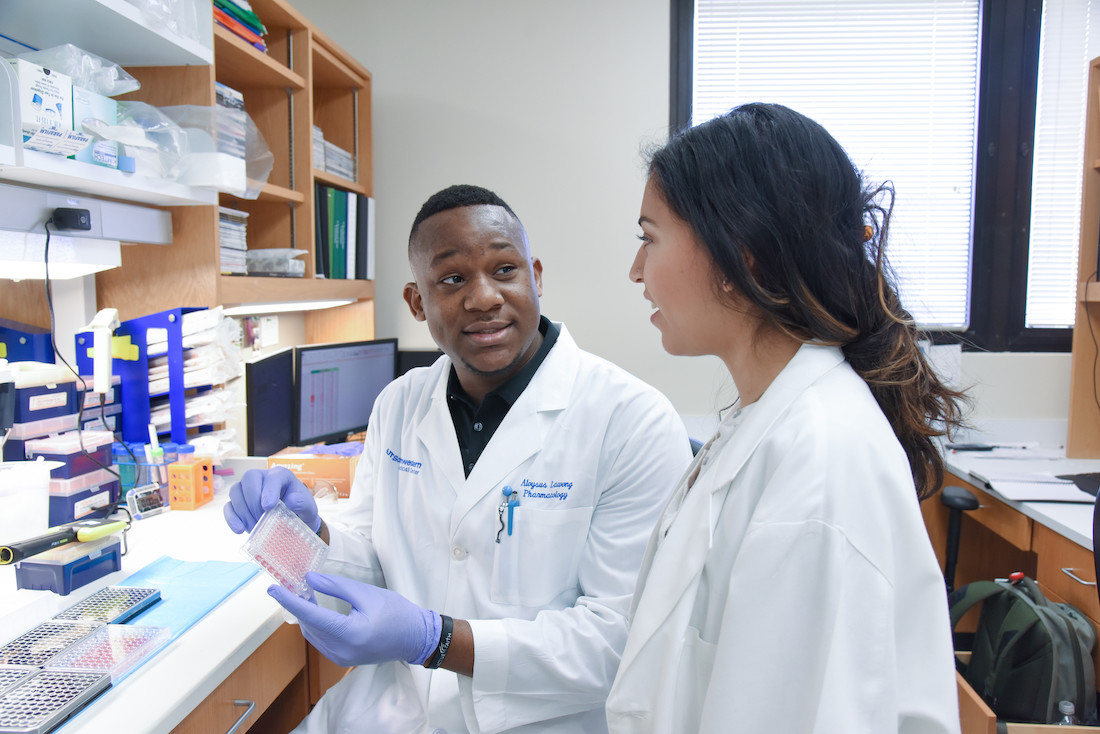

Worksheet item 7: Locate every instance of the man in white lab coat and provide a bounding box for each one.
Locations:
[225,184,692,733]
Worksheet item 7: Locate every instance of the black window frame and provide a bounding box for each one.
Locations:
[670,0,1072,353]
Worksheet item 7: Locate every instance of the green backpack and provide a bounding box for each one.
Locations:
[948,575,1097,724]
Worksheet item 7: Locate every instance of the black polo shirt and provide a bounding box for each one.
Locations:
[447,316,560,477]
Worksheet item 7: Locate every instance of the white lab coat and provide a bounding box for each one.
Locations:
[606,343,961,734]
[300,324,692,734]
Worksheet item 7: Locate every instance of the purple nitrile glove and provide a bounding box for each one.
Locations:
[268,571,442,667]
[223,466,320,535]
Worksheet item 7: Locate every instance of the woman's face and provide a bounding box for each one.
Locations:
[631,177,744,357]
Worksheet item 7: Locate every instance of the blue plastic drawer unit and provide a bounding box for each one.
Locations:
[8,362,79,424]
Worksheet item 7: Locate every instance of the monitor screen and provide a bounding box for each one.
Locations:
[245,347,295,457]
[295,338,398,446]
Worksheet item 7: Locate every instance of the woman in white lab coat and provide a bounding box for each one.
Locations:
[606,103,967,733]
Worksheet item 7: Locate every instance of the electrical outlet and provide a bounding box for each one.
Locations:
[52,207,92,231]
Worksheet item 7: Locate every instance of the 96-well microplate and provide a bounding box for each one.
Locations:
[242,501,328,598]
[0,668,35,698]
[0,622,102,668]
[45,625,170,682]
[52,586,161,625]
[0,669,110,734]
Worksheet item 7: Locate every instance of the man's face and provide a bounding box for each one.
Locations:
[404,205,543,401]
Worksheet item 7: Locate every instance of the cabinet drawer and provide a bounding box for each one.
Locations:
[307,639,351,706]
[957,667,1096,733]
[1034,522,1100,622]
[172,623,306,734]
[959,480,1032,551]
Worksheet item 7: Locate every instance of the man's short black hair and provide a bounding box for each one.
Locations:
[408,184,519,244]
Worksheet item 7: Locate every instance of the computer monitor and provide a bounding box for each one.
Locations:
[295,338,398,446]
[244,347,295,457]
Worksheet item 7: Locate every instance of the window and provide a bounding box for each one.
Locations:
[672,0,1085,351]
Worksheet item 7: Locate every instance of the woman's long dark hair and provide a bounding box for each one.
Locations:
[648,103,966,499]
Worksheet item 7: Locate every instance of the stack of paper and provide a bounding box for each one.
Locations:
[967,470,1089,502]
[219,206,248,275]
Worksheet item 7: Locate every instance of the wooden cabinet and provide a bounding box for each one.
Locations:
[169,624,351,734]
[1069,55,1100,457]
[0,0,375,339]
[171,623,306,734]
[97,0,374,330]
[924,474,1100,732]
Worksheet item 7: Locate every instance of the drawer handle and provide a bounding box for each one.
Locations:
[1060,568,1097,587]
[226,699,256,734]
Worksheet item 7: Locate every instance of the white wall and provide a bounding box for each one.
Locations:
[291,0,1073,441]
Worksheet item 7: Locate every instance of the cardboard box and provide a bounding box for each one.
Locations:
[8,58,90,156]
[268,448,360,499]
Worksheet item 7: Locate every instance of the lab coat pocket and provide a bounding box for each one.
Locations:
[674,626,716,731]
[491,506,592,607]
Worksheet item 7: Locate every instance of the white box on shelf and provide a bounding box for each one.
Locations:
[8,59,90,156]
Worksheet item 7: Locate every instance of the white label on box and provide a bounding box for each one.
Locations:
[24,126,93,156]
[74,491,109,519]
[28,392,68,412]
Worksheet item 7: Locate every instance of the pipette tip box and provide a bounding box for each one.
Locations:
[242,501,328,598]
[14,536,122,596]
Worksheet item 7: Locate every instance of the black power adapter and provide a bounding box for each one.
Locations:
[51,207,92,231]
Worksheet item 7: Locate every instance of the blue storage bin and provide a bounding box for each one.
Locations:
[2,413,80,461]
[48,468,120,526]
[15,536,122,595]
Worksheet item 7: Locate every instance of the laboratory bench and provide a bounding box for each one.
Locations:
[0,488,346,734]
[922,451,1100,733]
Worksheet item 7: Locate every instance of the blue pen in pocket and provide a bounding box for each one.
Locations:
[495,486,521,543]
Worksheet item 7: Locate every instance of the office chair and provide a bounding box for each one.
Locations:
[941,484,980,593]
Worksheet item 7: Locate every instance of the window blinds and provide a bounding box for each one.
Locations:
[1027,0,1097,329]
[693,0,980,328]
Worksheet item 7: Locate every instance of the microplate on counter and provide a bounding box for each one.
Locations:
[242,501,328,598]
[45,624,170,682]
[0,669,110,734]
[0,621,102,668]
[0,667,36,698]
[52,586,161,625]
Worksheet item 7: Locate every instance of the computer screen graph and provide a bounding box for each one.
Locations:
[295,338,398,446]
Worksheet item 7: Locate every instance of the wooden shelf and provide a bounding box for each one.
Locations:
[225,182,306,206]
[213,24,306,91]
[0,0,375,334]
[1068,55,1100,457]
[218,275,373,305]
[312,43,364,88]
[1079,281,1100,303]
[313,169,367,195]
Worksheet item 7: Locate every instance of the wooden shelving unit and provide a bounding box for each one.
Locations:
[0,0,375,341]
[1067,55,1100,457]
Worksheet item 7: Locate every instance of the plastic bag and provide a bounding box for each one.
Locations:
[123,0,206,49]
[18,44,139,97]
[83,101,187,179]
[159,105,274,198]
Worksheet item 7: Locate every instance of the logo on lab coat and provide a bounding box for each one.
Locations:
[386,449,422,475]
[520,478,572,501]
